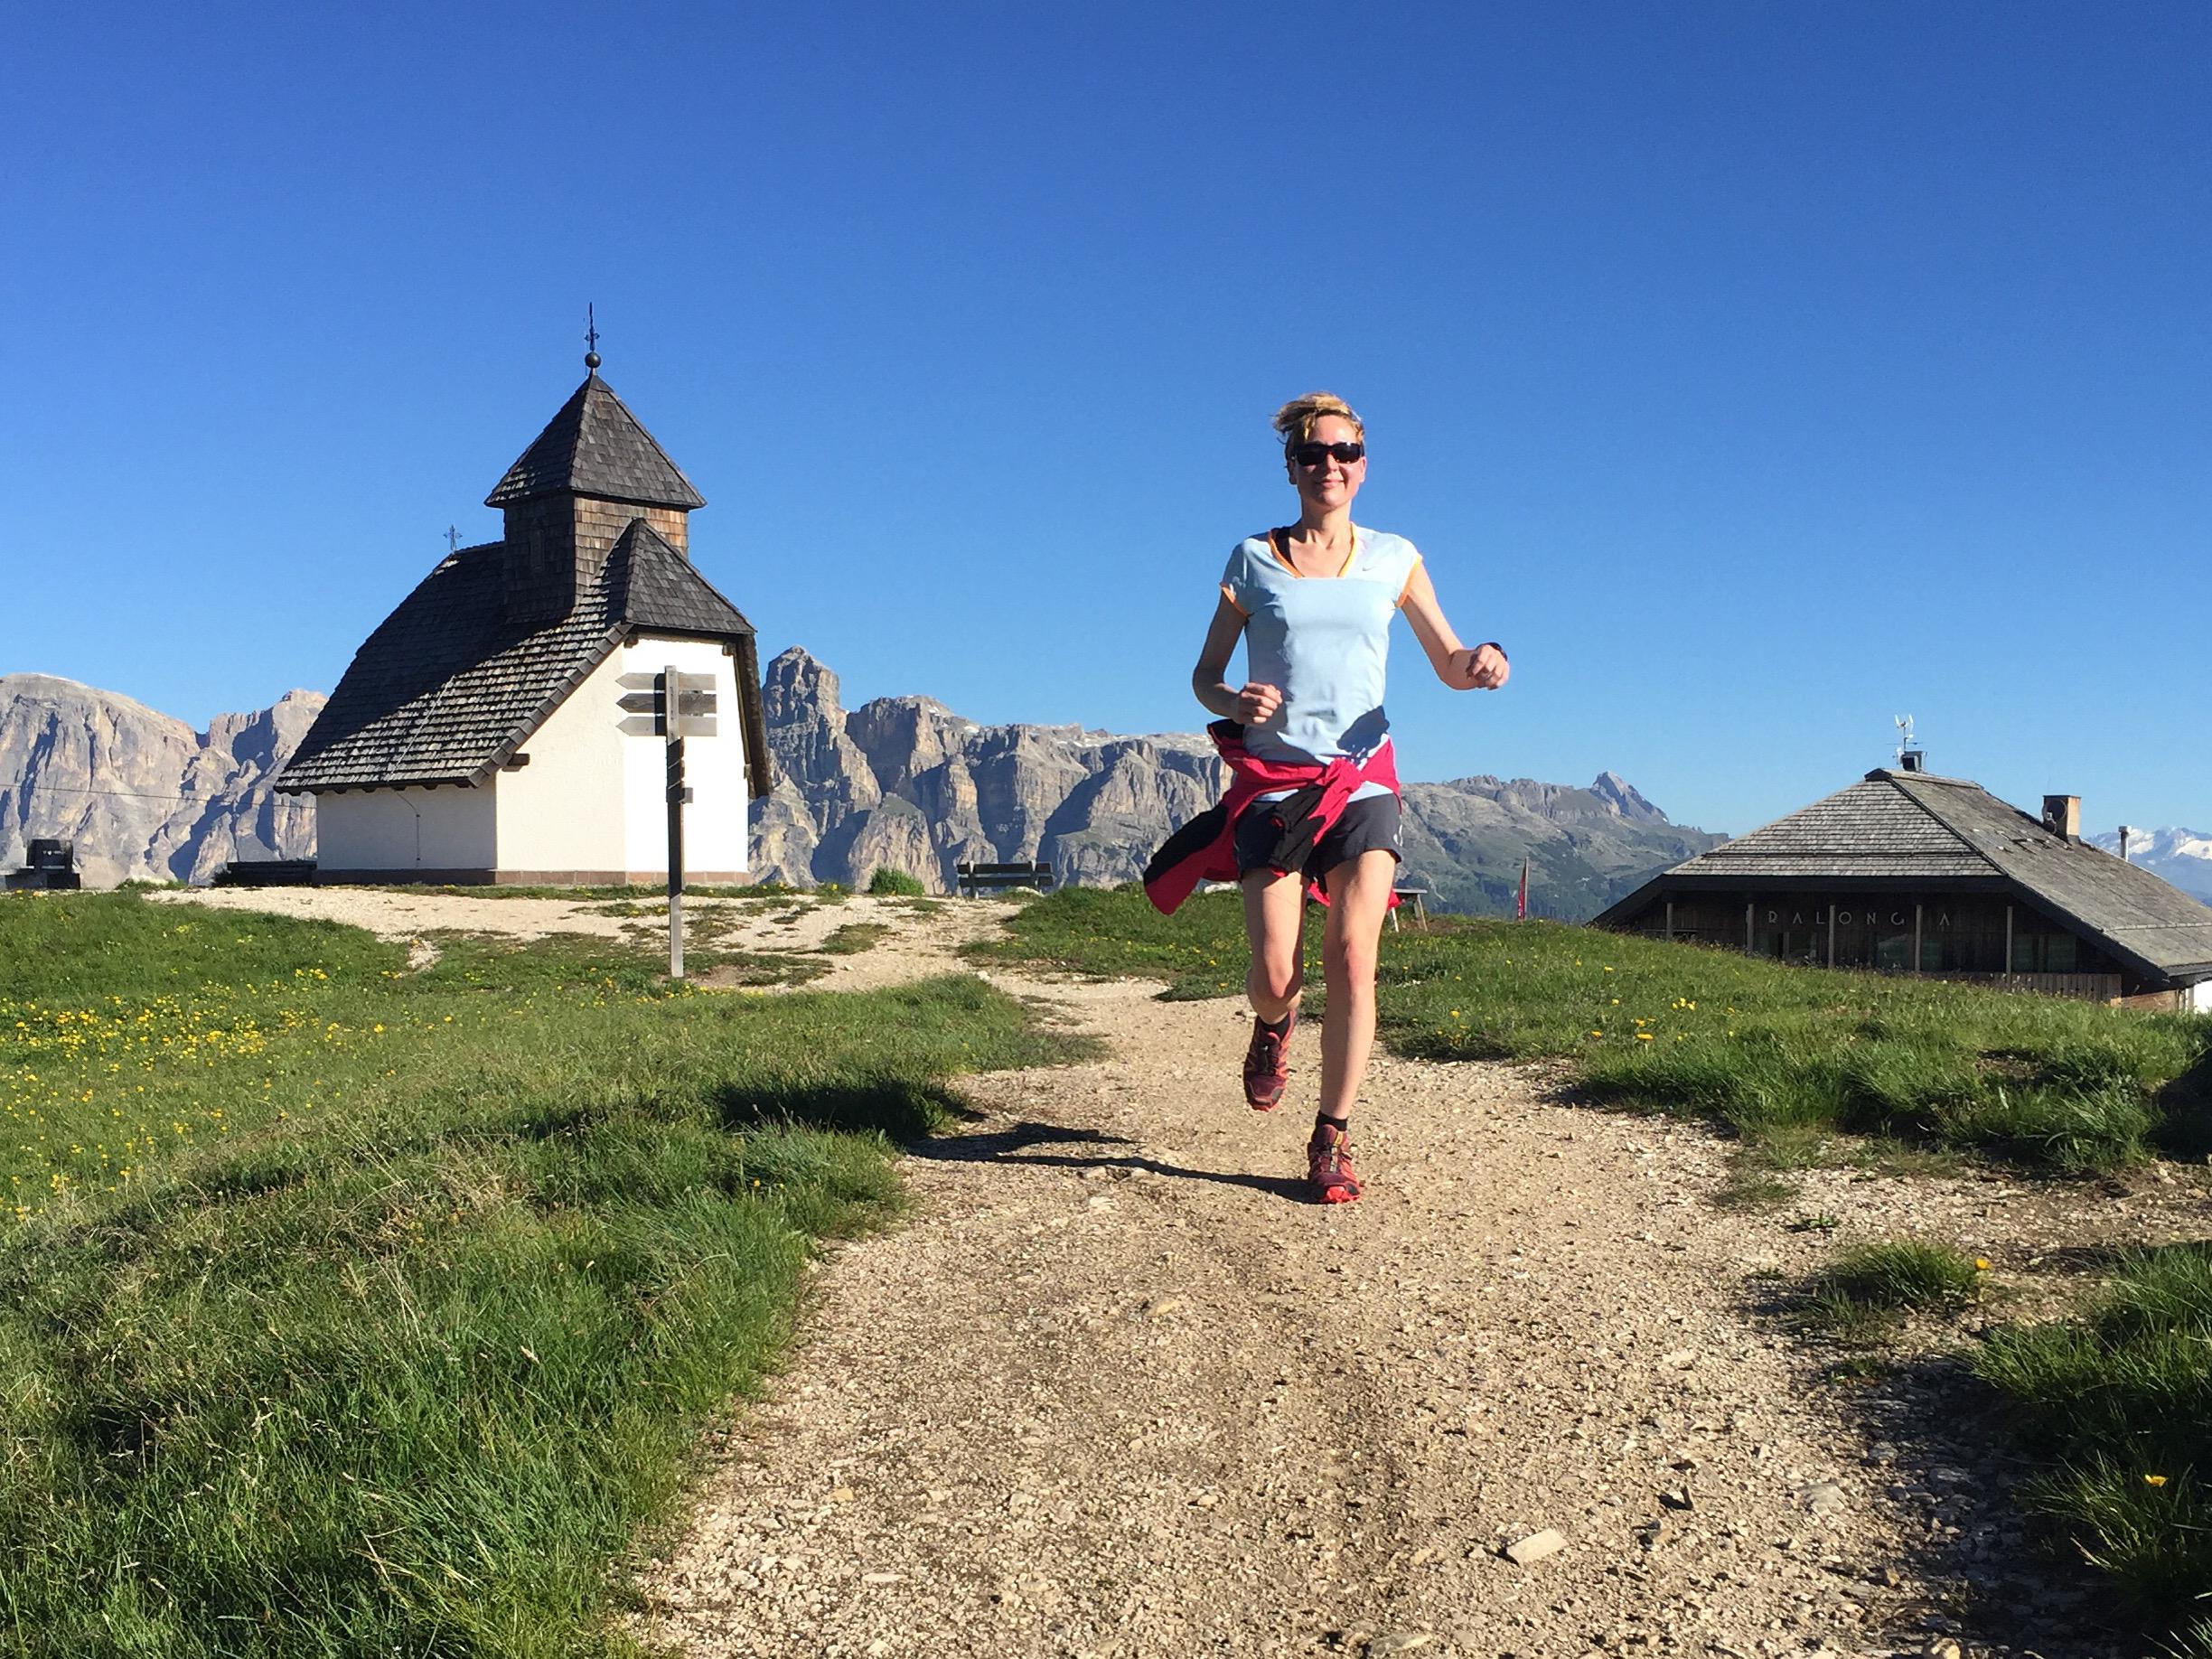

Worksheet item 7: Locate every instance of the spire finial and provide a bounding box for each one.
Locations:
[446,525,460,555]
[584,303,602,371]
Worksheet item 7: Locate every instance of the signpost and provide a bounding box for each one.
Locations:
[616,666,718,979]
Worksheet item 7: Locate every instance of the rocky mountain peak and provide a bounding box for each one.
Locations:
[0,675,322,886]
[763,645,843,724]
[1591,770,1667,824]
[750,650,1722,915]
[4,656,1723,914]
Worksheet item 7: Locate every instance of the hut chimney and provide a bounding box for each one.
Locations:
[2118,825,2134,862]
[2042,794,2081,840]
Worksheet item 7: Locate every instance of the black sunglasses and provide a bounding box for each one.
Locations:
[1291,441,1365,469]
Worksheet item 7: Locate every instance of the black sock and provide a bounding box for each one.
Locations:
[1258,1010,1294,1035]
[1313,1111,1349,1139]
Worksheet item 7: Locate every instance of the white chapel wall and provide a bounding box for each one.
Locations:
[316,786,495,874]
[490,638,749,879]
[492,649,632,876]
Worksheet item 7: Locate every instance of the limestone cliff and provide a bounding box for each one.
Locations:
[3,656,1721,915]
[0,675,323,887]
[747,647,1721,917]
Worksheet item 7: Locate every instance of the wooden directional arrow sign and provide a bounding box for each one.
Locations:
[672,684,717,736]
[614,670,717,736]
[616,670,667,736]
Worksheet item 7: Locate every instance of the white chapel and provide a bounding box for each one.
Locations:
[277,356,770,883]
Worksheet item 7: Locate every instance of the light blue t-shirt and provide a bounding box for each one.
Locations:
[1220,527,1423,798]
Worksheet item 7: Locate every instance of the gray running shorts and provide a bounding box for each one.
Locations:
[1233,793,1403,885]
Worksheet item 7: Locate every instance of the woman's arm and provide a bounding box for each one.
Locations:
[1192,592,1283,723]
[1401,561,1508,690]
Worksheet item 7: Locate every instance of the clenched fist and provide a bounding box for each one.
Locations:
[1448,644,1509,690]
[1236,681,1284,724]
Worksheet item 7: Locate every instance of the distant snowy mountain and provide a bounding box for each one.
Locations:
[2089,826,2212,904]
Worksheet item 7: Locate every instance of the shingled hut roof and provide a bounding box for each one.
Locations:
[1596,769,2212,982]
[484,374,706,510]
[277,520,769,794]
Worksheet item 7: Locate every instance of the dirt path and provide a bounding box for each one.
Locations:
[634,962,2180,1659]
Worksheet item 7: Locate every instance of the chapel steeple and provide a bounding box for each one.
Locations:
[486,353,706,627]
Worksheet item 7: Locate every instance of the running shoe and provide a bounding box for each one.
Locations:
[1242,1010,1295,1111]
[1307,1120,1362,1204]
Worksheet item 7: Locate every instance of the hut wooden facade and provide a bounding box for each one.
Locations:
[1594,768,2212,1011]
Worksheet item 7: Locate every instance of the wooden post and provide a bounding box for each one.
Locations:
[2004,904,2014,978]
[1664,898,1674,942]
[1826,903,1836,968]
[1744,899,1754,957]
[667,664,685,981]
[1913,901,1923,976]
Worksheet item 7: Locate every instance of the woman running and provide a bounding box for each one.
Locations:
[1145,392,1508,1203]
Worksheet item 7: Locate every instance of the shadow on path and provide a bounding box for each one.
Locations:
[1739,1251,2132,1652]
[909,1118,1314,1204]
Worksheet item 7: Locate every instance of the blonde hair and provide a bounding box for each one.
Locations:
[1271,391,1364,455]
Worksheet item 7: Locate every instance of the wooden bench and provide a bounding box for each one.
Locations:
[5,839,81,891]
[956,860,1054,898]
[213,859,320,887]
[1388,880,1430,932]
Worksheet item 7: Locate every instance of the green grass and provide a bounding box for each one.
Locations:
[1798,1239,1985,1339]
[0,891,1089,1655]
[975,888,2211,1173]
[1710,1160,1797,1210]
[817,923,893,956]
[1976,1242,2212,1648]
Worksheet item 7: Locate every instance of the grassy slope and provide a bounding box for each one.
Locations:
[975,889,2208,1170]
[0,891,1087,1657]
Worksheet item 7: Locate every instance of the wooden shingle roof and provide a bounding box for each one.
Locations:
[484,374,706,510]
[1598,770,2212,980]
[278,520,770,794]
[1664,775,1991,879]
[1889,773,2212,980]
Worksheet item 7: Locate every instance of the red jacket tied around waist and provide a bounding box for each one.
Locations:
[1141,720,1401,915]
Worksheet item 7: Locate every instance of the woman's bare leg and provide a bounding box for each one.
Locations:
[1242,868,1307,1020]
[1317,849,1398,1120]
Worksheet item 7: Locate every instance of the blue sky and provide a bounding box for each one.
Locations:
[5,3,2205,836]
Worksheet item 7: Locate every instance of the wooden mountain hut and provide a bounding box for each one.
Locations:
[1594,766,2212,1011]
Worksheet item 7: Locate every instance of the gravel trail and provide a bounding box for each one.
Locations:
[635,967,2167,1659]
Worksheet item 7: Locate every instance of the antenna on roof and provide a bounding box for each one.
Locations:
[1894,715,1926,773]
[584,303,602,371]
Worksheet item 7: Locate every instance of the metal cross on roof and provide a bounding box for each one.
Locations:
[446,525,461,554]
[585,303,601,370]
